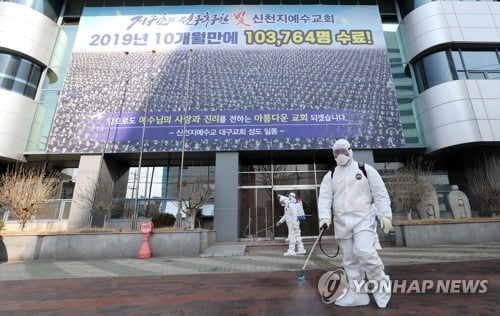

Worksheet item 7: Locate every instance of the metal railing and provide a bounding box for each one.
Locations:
[1,199,72,221]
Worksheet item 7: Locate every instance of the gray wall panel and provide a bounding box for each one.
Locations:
[67,155,104,230]
[490,121,500,139]
[398,2,500,63]
[415,80,500,152]
[419,100,476,133]
[424,121,481,152]
[0,2,60,66]
[214,152,239,242]
[476,119,495,141]
[416,80,469,115]
[0,91,37,160]
[471,100,490,120]
[476,80,500,99]
[483,100,500,119]
[0,2,62,161]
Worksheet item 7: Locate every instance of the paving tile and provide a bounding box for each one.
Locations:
[0,259,498,316]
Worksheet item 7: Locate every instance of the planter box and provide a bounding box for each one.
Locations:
[1,230,216,262]
[393,219,500,247]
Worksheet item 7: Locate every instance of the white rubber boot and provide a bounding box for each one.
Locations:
[284,244,296,256]
[296,243,306,255]
[372,276,391,308]
[335,282,369,307]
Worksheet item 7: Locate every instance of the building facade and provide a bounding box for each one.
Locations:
[0,0,499,241]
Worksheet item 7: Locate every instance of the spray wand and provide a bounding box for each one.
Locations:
[297,225,326,281]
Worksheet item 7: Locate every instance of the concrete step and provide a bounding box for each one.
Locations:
[244,237,393,255]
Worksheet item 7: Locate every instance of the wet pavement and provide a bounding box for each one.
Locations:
[1,242,500,315]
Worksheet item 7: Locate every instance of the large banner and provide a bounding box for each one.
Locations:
[47,5,404,153]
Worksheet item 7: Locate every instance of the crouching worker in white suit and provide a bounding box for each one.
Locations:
[277,193,306,256]
[317,139,393,308]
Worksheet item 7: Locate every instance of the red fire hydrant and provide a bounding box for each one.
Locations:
[138,221,154,259]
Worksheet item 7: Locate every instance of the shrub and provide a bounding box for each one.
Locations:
[466,156,500,217]
[152,213,176,228]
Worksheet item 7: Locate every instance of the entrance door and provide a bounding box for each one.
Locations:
[239,188,274,239]
[273,186,319,237]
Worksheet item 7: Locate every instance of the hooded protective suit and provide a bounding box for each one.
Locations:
[317,139,392,308]
[277,193,306,256]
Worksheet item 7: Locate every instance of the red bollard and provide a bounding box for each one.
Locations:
[138,221,154,259]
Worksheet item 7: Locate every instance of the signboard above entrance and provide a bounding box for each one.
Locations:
[47,5,404,154]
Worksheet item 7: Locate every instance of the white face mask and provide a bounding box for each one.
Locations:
[335,154,350,166]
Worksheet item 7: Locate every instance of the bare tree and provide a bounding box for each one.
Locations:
[181,185,211,229]
[466,156,500,217]
[0,165,58,230]
[385,158,433,220]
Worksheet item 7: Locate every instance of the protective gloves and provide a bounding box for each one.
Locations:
[318,218,331,230]
[276,216,285,227]
[380,216,393,234]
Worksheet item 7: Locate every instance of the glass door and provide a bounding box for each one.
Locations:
[239,188,274,239]
[273,186,319,237]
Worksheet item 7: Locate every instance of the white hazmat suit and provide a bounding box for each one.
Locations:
[277,193,306,256]
[317,139,393,308]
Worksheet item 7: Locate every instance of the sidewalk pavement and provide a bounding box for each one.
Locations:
[1,242,499,315]
[2,242,500,281]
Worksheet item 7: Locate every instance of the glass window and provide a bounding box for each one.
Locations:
[125,165,213,199]
[486,72,500,79]
[28,65,42,87]
[415,49,500,92]
[467,72,487,80]
[17,60,32,79]
[273,172,316,185]
[239,164,272,172]
[315,163,332,172]
[28,25,78,151]
[2,55,20,76]
[422,51,454,88]
[457,71,467,80]
[111,164,214,219]
[11,80,26,94]
[0,53,10,73]
[414,51,454,92]
[461,51,500,72]
[452,51,464,71]
[0,52,43,99]
[272,164,315,172]
[240,173,272,186]
[0,77,14,90]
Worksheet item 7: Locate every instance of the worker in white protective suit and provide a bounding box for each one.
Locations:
[277,193,307,256]
[317,139,393,308]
